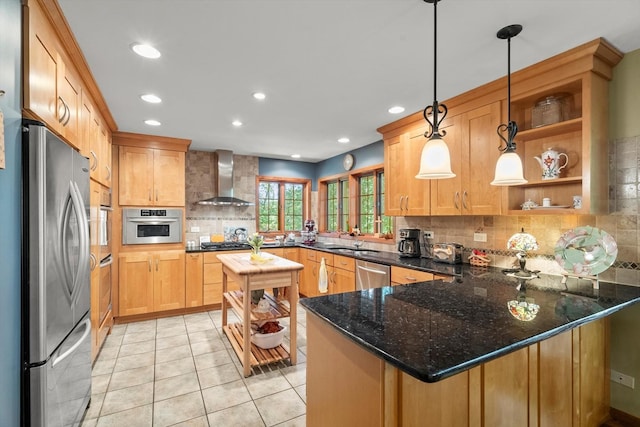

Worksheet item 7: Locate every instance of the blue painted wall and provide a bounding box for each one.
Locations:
[0,0,23,424]
[259,140,384,190]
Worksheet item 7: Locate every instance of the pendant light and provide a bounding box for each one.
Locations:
[416,0,455,179]
[491,24,527,186]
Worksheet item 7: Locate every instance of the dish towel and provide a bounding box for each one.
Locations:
[318,257,328,294]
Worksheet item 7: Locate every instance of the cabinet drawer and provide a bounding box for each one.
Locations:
[306,250,333,266]
[333,255,354,271]
[391,267,434,285]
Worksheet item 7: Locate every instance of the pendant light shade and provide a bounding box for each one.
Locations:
[416,134,455,178]
[416,0,455,180]
[491,149,526,185]
[491,24,527,186]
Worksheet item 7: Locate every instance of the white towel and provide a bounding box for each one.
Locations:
[318,257,328,294]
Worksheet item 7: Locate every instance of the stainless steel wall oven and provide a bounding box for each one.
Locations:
[122,208,183,245]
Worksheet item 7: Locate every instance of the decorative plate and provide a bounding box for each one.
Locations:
[554,226,617,275]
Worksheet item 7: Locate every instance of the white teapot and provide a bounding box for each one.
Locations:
[534,148,568,180]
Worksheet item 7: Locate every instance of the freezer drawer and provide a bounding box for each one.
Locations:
[27,313,92,427]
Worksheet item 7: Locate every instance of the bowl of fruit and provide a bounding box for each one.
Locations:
[468,249,491,267]
[251,321,286,349]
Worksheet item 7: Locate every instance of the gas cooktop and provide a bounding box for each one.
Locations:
[200,242,251,251]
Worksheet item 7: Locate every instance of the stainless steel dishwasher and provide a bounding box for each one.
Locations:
[355,260,391,289]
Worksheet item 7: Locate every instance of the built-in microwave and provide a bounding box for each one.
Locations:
[122,208,183,245]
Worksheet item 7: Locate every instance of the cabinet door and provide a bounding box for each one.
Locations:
[300,256,318,297]
[119,252,154,316]
[153,150,185,206]
[430,116,463,215]
[25,2,59,131]
[89,183,101,361]
[460,102,502,215]
[331,267,354,294]
[384,135,405,216]
[185,253,203,308]
[283,247,299,262]
[79,91,92,159]
[119,146,155,205]
[153,251,185,311]
[99,125,112,188]
[203,262,223,305]
[406,126,431,215]
[89,113,101,182]
[57,60,81,146]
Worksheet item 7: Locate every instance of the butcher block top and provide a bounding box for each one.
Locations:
[216,252,303,275]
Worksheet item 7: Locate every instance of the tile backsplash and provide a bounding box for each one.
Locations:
[185,151,257,243]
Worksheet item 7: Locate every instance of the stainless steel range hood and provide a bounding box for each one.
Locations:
[197,150,254,206]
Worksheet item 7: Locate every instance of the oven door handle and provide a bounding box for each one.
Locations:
[100,256,113,268]
[128,218,179,224]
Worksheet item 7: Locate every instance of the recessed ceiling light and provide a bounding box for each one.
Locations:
[252,92,266,100]
[388,106,405,114]
[131,43,161,59]
[232,120,243,127]
[338,137,350,144]
[140,94,162,103]
[291,154,301,159]
[144,119,161,126]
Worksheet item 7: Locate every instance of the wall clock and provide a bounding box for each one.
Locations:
[343,154,354,170]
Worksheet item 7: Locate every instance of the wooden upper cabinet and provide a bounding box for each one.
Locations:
[430,102,502,215]
[383,125,430,216]
[119,147,185,206]
[379,39,622,216]
[24,0,82,149]
[114,132,190,207]
[153,150,185,206]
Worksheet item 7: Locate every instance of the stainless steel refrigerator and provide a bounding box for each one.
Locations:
[21,120,92,427]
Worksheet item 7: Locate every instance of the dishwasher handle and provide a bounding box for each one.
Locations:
[357,265,389,275]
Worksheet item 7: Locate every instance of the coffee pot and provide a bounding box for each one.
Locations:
[534,148,568,180]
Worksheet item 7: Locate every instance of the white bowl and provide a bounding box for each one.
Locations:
[251,326,286,349]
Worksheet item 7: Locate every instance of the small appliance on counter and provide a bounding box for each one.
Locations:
[433,243,464,264]
[398,228,421,258]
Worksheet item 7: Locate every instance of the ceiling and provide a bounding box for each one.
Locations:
[58,0,640,163]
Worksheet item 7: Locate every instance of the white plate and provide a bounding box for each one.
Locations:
[531,205,571,209]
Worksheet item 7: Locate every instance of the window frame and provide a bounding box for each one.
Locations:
[255,176,311,235]
[318,163,391,238]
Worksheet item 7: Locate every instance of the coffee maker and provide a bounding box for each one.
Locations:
[398,229,421,258]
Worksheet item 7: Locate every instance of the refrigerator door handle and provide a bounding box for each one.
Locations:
[59,186,76,298]
[51,318,91,368]
[69,181,90,306]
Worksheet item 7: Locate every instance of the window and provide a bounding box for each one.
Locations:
[257,177,310,233]
[326,179,349,232]
[320,165,393,236]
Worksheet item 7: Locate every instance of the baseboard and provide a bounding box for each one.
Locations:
[610,407,640,427]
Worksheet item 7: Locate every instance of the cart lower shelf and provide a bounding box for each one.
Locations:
[223,323,291,368]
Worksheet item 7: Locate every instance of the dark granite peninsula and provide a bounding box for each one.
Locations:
[301,268,640,427]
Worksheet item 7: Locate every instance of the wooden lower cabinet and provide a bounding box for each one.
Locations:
[330,255,355,294]
[118,250,185,316]
[306,313,609,427]
[185,252,203,307]
[203,251,243,305]
[391,266,435,286]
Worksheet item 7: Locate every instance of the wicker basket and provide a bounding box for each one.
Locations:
[469,255,491,267]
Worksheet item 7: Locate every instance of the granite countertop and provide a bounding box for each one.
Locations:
[300,267,640,383]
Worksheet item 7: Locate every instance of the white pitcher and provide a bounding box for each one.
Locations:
[534,148,568,180]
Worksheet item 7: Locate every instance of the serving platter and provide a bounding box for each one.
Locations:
[554,226,617,275]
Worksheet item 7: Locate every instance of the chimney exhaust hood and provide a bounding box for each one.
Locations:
[197,150,254,206]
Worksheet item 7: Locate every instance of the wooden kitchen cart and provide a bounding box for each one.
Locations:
[217,253,303,377]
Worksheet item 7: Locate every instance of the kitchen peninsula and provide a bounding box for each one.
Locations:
[301,269,640,427]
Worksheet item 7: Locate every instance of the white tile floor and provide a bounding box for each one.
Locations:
[81,306,308,427]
